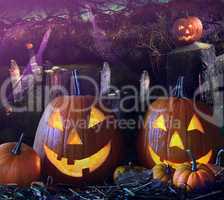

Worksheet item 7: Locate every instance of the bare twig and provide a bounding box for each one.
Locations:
[189,190,223,200]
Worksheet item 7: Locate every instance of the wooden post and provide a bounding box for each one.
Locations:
[99,62,121,118]
[9,60,22,102]
[211,55,224,127]
[100,62,111,96]
[44,67,69,105]
[166,42,216,101]
[140,70,150,111]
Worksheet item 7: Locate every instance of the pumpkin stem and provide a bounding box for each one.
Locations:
[165,164,172,176]
[215,149,224,166]
[11,133,24,155]
[72,69,80,96]
[186,149,197,172]
[172,76,185,98]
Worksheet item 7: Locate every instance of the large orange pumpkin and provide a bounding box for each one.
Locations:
[33,96,122,184]
[0,134,41,186]
[138,97,224,169]
[172,16,203,45]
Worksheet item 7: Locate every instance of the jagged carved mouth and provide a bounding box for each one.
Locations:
[44,141,111,177]
[179,35,194,41]
[148,145,212,169]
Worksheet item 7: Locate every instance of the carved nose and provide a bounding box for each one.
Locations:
[67,129,83,145]
[169,131,184,150]
[185,29,190,34]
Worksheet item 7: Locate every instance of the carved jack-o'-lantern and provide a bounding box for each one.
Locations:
[138,97,224,169]
[172,16,203,45]
[33,96,122,184]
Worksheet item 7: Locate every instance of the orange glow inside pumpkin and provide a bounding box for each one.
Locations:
[187,114,205,133]
[48,111,64,132]
[148,113,212,168]
[148,145,212,169]
[169,131,185,150]
[152,115,167,131]
[67,129,83,145]
[172,17,203,44]
[45,106,113,177]
[88,107,106,128]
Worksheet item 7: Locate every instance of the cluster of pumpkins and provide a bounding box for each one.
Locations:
[134,96,224,192]
[0,94,223,193]
[151,149,224,192]
[0,17,222,192]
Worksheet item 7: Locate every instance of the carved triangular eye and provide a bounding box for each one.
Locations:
[178,25,185,30]
[187,114,204,133]
[169,131,185,150]
[48,110,64,132]
[153,115,167,131]
[67,129,83,145]
[88,107,106,128]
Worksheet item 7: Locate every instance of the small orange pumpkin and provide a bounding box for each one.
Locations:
[152,164,174,183]
[173,150,215,191]
[0,134,41,186]
[172,16,203,45]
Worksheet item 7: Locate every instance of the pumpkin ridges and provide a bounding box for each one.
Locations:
[188,17,203,41]
[198,164,214,175]
[172,16,203,45]
[10,157,25,185]
[174,168,191,187]
[0,152,15,184]
[138,96,223,169]
[198,166,215,183]
[173,150,215,191]
[197,171,208,187]
[187,172,200,190]
[196,170,213,187]
[0,142,41,186]
[34,95,123,184]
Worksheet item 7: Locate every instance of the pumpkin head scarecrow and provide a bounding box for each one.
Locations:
[172,16,203,45]
[33,96,122,184]
[138,77,224,169]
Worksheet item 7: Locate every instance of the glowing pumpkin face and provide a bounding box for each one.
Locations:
[138,97,224,169]
[172,16,203,45]
[33,96,122,184]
